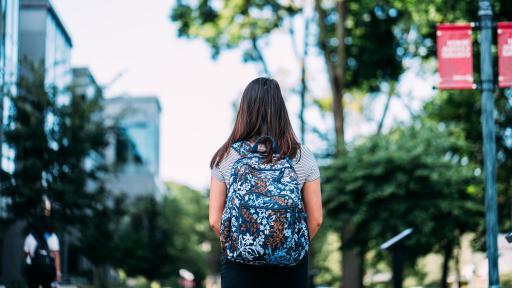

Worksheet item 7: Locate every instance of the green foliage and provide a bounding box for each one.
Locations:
[171,0,300,59]
[3,60,58,221]
[424,88,512,238]
[390,0,512,59]
[115,183,212,286]
[319,0,404,92]
[322,124,482,266]
[77,192,126,267]
[1,60,128,287]
[116,196,173,281]
[170,0,407,92]
[2,59,116,229]
[310,224,341,287]
[51,82,112,229]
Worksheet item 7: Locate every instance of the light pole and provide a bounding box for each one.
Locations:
[380,228,414,288]
[478,0,500,287]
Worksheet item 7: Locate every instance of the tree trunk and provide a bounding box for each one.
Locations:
[454,243,461,288]
[315,1,362,287]
[314,0,346,152]
[93,265,110,288]
[333,0,347,152]
[440,242,453,288]
[289,13,311,144]
[299,17,310,144]
[342,225,363,288]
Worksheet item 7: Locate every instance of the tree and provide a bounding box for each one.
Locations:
[171,0,300,75]
[116,183,212,287]
[171,0,315,141]
[424,89,512,241]
[401,0,512,245]
[116,195,173,282]
[322,124,482,287]
[77,192,126,287]
[2,60,129,286]
[51,81,112,229]
[170,1,512,286]
[315,1,408,284]
[2,60,115,226]
[2,60,57,222]
[165,182,213,285]
[170,1,407,285]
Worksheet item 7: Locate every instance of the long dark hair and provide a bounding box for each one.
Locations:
[210,77,300,168]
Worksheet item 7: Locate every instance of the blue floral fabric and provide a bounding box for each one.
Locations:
[220,141,309,266]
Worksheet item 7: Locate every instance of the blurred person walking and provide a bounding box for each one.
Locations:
[209,77,323,288]
[23,197,61,288]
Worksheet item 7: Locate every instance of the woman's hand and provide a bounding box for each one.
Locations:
[302,178,323,240]
[209,176,227,237]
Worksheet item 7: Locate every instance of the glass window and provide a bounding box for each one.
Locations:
[1,0,18,173]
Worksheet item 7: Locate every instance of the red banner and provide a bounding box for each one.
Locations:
[498,22,512,88]
[436,24,475,90]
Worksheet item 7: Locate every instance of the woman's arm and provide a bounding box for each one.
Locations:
[209,176,227,237]
[52,250,61,282]
[302,178,323,240]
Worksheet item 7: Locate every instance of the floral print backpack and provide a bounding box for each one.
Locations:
[220,136,309,266]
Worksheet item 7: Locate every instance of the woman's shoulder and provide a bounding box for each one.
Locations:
[214,147,241,169]
[24,233,35,243]
[294,144,315,162]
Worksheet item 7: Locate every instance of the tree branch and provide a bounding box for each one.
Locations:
[377,82,396,134]
[251,37,271,77]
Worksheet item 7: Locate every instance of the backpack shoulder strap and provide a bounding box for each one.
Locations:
[231,140,253,158]
[33,232,50,253]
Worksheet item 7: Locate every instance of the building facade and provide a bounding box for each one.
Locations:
[1,1,73,285]
[104,96,165,198]
[18,0,72,97]
[0,0,19,173]
[0,0,19,284]
[72,67,101,100]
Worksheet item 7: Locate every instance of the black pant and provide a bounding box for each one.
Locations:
[26,276,52,288]
[26,268,54,288]
[221,255,308,288]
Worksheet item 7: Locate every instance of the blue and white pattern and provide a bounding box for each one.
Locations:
[220,140,309,266]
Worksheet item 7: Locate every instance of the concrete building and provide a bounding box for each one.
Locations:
[104,96,165,198]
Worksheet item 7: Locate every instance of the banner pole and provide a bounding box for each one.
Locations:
[478,0,500,287]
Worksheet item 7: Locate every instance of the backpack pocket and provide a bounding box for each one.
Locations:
[236,205,299,265]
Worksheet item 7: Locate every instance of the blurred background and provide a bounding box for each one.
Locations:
[0,0,511,287]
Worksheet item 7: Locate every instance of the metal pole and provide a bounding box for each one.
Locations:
[391,246,405,288]
[478,0,500,287]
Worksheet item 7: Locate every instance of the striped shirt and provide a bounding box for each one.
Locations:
[211,144,320,190]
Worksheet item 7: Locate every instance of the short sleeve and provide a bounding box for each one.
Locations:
[211,148,240,183]
[24,235,33,254]
[301,146,320,182]
[24,235,35,264]
[211,165,225,182]
[47,234,60,251]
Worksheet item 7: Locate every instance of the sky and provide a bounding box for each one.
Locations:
[50,0,435,191]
